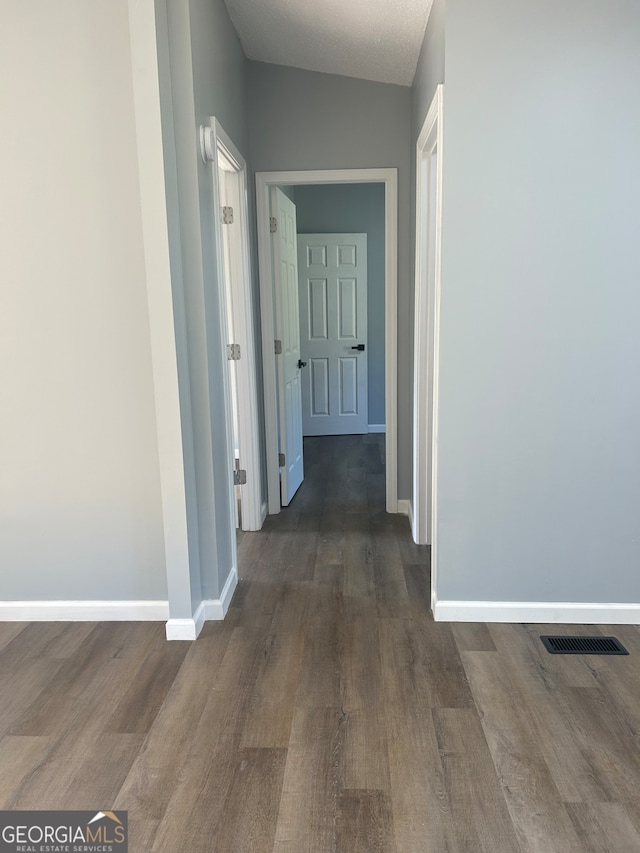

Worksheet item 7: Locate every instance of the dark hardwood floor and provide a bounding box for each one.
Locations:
[2,434,640,851]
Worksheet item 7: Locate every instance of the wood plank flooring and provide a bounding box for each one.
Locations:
[2,434,640,851]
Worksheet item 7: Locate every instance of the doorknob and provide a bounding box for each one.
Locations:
[298,359,307,368]
[351,344,365,351]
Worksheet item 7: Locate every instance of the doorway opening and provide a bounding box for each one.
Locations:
[295,183,385,440]
[256,168,399,516]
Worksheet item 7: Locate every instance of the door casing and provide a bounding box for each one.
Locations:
[413,85,444,610]
[207,118,264,531]
[256,168,399,515]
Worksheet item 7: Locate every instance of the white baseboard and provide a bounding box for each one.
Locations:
[0,586,240,639]
[433,600,640,624]
[193,599,207,636]
[165,570,238,640]
[204,569,237,620]
[368,424,386,433]
[0,600,169,622]
[165,617,199,641]
[397,499,413,529]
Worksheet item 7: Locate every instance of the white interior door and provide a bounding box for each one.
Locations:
[297,233,368,436]
[271,187,304,505]
[218,166,241,529]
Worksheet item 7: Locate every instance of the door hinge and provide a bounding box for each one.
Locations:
[274,339,282,355]
[269,216,277,233]
[233,468,247,486]
[221,206,234,225]
[226,343,241,360]
[278,452,285,467]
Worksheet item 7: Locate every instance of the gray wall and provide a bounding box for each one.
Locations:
[0,0,166,600]
[294,183,386,426]
[157,0,251,607]
[189,0,252,599]
[248,62,413,497]
[412,0,446,139]
[437,0,640,602]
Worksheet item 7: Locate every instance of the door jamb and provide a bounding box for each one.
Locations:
[205,118,264,530]
[256,168,398,515]
[413,85,444,609]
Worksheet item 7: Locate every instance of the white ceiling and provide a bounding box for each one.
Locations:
[224,0,434,87]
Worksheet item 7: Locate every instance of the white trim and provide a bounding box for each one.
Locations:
[412,85,444,622]
[0,600,169,622]
[434,600,640,624]
[256,168,398,515]
[204,569,238,620]
[397,499,414,529]
[397,499,410,515]
[256,178,280,515]
[260,501,268,526]
[368,424,386,433]
[165,571,237,640]
[165,617,198,641]
[384,172,398,514]
[209,119,263,531]
[165,599,206,641]
[193,599,207,636]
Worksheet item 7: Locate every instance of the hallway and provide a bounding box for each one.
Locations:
[2,436,640,850]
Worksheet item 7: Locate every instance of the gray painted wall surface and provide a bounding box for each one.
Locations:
[294,183,386,426]
[248,62,413,498]
[158,0,251,606]
[437,0,640,602]
[411,0,446,140]
[0,0,166,601]
[155,0,202,615]
[189,0,250,156]
[186,0,267,519]
[279,185,296,202]
[189,0,251,599]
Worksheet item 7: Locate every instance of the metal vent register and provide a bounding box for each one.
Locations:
[541,636,628,655]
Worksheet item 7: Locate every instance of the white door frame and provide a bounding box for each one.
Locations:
[203,118,264,530]
[413,85,444,607]
[256,168,398,515]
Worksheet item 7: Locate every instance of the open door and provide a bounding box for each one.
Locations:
[271,187,304,505]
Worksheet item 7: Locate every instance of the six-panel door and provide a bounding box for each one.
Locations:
[297,233,368,435]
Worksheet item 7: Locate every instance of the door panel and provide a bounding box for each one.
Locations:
[338,278,357,338]
[271,188,304,505]
[310,358,329,415]
[308,279,328,340]
[298,233,368,436]
[339,357,358,414]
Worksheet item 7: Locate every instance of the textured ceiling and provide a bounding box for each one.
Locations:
[224,0,434,87]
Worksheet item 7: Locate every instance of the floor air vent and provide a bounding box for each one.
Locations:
[541,635,628,655]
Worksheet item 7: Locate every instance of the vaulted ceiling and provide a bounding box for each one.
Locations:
[223,0,434,87]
